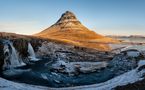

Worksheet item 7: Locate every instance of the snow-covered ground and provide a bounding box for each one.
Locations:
[1,60,145,90]
[127,51,140,57]
[0,77,48,90]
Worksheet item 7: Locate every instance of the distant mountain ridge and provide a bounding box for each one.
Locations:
[35,11,118,51]
[107,35,145,38]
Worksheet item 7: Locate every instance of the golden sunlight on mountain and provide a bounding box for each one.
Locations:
[35,11,119,51]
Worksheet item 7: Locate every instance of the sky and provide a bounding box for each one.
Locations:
[0,0,145,36]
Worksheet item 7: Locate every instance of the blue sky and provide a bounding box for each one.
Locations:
[0,0,145,35]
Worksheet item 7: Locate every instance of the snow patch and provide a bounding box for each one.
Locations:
[127,51,140,57]
[138,60,145,67]
[0,77,47,90]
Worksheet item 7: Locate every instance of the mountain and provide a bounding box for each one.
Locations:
[35,11,118,51]
[107,35,145,38]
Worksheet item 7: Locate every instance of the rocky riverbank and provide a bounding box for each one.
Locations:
[0,32,114,74]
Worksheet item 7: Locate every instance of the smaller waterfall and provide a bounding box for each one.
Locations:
[3,41,25,69]
[28,43,39,61]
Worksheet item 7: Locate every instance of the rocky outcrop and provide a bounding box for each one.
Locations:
[37,42,114,62]
[0,32,49,70]
[50,61,108,75]
[55,11,81,28]
[109,49,145,76]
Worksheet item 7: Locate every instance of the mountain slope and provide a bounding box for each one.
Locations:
[35,11,118,51]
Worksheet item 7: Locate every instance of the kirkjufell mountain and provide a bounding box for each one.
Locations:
[35,11,118,50]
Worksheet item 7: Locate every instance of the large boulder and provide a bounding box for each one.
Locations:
[109,49,145,76]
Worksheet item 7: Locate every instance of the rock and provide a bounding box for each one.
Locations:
[37,42,114,62]
[109,49,145,76]
[0,40,4,73]
[55,11,81,26]
[114,60,145,90]
[121,49,144,58]
[137,65,145,72]
[51,61,108,75]
[72,62,108,73]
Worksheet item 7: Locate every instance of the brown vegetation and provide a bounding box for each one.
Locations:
[35,11,119,51]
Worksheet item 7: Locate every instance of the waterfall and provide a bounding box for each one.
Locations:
[3,41,25,69]
[28,43,39,61]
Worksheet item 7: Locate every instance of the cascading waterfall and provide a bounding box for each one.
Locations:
[28,43,36,58]
[3,41,25,69]
[28,43,39,61]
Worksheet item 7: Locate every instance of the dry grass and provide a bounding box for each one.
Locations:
[35,24,119,51]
